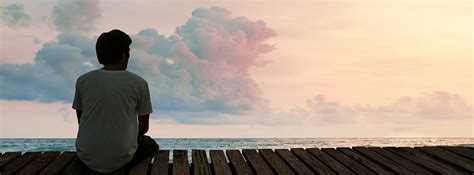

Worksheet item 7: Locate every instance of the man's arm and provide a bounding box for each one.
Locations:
[76,110,82,124]
[138,114,149,137]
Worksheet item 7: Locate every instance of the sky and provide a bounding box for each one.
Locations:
[0,0,472,138]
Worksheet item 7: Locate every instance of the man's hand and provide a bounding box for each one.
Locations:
[138,114,149,137]
[76,110,83,124]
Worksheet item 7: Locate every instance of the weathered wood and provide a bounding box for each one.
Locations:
[2,146,472,175]
[290,148,335,175]
[16,151,60,175]
[416,146,474,172]
[151,150,170,175]
[352,147,414,175]
[210,150,232,175]
[385,147,466,175]
[369,147,432,174]
[226,150,252,175]
[0,152,21,169]
[192,149,211,175]
[275,149,314,175]
[1,152,40,175]
[441,146,474,161]
[322,148,375,175]
[61,155,85,175]
[129,155,153,175]
[172,150,190,175]
[82,167,101,175]
[39,152,76,175]
[338,148,395,175]
[242,149,273,175]
[307,148,355,175]
[259,149,294,175]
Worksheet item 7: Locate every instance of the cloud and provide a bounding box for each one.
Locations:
[161,91,472,125]
[366,91,473,120]
[126,7,277,117]
[0,32,97,102]
[1,3,31,27]
[0,6,277,121]
[33,38,42,44]
[52,0,100,33]
[269,91,472,125]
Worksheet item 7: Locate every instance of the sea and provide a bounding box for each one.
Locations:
[1,138,473,153]
[1,138,472,162]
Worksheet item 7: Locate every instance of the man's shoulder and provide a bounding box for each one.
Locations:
[125,71,148,84]
[76,69,99,81]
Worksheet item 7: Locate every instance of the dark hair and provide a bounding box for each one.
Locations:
[96,29,132,65]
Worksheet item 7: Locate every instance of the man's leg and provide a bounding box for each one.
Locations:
[126,135,159,166]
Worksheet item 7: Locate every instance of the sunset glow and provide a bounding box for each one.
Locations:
[0,0,472,138]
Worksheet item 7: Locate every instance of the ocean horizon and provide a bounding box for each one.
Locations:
[1,137,473,153]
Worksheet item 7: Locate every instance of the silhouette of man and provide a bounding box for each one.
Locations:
[72,29,158,173]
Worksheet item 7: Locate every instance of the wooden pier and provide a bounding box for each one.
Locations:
[0,146,473,175]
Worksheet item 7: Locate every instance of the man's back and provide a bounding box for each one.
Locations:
[73,69,152,173]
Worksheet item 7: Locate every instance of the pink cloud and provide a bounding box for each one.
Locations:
[371,91,472,120]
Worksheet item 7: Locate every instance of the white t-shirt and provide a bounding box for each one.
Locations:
[72,69,153,173]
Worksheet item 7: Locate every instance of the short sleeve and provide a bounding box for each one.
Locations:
[72,78,83,110]
[137,81,153,115]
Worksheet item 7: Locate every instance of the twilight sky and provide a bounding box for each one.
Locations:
[0,0,472,138]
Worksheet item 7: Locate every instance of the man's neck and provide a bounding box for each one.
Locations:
[102,64,126,71]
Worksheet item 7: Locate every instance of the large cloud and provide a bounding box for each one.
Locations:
[0,32,97,102]
[0,5,277,121]
[0,3,31,27]
[128,7,277,115]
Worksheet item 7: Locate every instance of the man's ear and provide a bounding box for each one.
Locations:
[122,52,130,59]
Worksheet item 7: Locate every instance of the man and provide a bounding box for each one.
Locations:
[72,29,158,173]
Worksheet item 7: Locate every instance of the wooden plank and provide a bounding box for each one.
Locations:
[151,150,170,175]
[16,151,61,175]
[210,150,232,175]
[290,148,335,175]
[242,149,273,175]
[259,149,295,175]
[322,148,375,175]
[352,147,414,174]
[1,152,40,175]
[369,147,432,174]
[338,148,395,175]
[385,147,466,175]
[82,167,101,175]
[441,146,474,160]
[225,150,252,175]
[416,146,474,172]
[129,154,153,175]
[39,152,76,175]
[306,148,355,175]
[61,155,85,175]
[192,149,211,175]
[0,152,21,169]
[172,150,190,175]
[275,149,314,175]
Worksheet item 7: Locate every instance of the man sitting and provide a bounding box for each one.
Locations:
[72,29,159,173]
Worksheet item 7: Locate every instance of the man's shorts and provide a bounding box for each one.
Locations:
[127,135,160,165]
